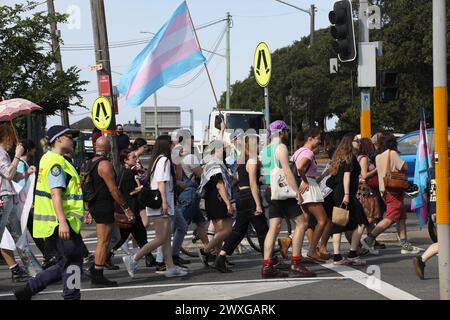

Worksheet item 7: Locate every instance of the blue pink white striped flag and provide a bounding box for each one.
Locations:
[118,2,206,107]
[411,115,432,226]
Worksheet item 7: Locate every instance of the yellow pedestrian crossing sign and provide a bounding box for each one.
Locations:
[253,42,272,87]
[92,96,112,130]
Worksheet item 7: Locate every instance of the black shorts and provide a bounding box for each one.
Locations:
[264,188,301,220]
[90,210,115,224]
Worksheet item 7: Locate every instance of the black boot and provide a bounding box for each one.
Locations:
[145,253,157,267]
[213,255,232,273]
[13,284,32,300]
[90,267,118,287]
[104,251,120,270]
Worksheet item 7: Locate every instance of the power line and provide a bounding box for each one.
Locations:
[60,16,227,51]
[166,24,227,88]
[233,11,298,18]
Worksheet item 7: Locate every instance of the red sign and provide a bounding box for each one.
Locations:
[99,75,111,96]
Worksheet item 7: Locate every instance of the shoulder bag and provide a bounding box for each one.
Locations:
[383,150,408,193]
[138,156,164,209]
[270,145,297,201]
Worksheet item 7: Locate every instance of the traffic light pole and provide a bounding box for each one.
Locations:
[359,0,371,138]
[433,0,450,300]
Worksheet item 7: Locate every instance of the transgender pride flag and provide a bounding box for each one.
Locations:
[411,112,432,226]
[118,2,206,107]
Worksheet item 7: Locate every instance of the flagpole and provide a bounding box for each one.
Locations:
[186,3,220,109]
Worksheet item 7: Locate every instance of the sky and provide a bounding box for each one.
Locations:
[6,0,338,135]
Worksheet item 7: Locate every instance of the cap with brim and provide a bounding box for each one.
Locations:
[46,125,79,143]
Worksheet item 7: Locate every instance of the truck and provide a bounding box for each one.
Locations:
[202,109,267,150]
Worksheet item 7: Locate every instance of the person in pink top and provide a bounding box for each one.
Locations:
[292,128,328,263]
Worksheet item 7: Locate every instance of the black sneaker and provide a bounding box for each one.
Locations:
[198,248,211,266]
[13,285,32,300]
[413,256,425,280]
[225,258,235,266]
[213,255,232,273]
[155,262,167,274]
[105,252,120,270]
[173,255,191,265]
[145,253,158,268]
[11,266,29,283]
[42,256,58,270]
[374,241,387,250]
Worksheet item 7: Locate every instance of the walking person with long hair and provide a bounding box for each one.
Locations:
[293,128,329,262]
[122,135,187,278]
[197,140,234,265]
[356,138,381,239]
[214,134,269,272]
[327,134,368,265]
[110,149,149,259]
[360,132,420,254]
[0,123,35,282]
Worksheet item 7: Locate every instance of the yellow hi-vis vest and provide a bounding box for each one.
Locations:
[33,151,84,238]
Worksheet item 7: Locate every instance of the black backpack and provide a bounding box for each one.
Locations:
[80,157,105,202]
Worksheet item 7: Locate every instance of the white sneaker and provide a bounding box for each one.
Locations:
[165,266,188,278]
[122,255,138,278]
[121,242,131,255]
[401,242,421,254]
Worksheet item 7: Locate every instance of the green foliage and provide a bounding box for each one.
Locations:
[0,1,88,118]
[220,1,450,133]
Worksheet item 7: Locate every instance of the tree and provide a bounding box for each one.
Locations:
[0,1,88,133]
[219,1,450,134]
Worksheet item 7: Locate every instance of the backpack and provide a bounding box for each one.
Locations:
[80,157,105,202]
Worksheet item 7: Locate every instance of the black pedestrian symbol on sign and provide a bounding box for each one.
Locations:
[255,50,270,76]
[95,102,110,123]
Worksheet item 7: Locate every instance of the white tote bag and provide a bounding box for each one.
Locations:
[270,147,297,200]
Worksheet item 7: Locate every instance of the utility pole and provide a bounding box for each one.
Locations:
[433,0,450,300]
[90,0,119,171]
[310,4,315,46]
[47,0,70,127]
[359,0,371,138]
[274,0,315,47]
[226,12,232,109]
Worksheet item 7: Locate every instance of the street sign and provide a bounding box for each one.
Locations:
[99,75,111,96]
[253,42,272,87]
[91,96,112,130]
[90,64,103,71]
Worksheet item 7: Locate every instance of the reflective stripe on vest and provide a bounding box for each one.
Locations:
[33,151,84,238]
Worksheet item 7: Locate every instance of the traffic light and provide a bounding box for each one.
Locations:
[329,0,357,63]
[379,71,400,102]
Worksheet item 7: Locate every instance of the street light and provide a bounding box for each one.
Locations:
[274,0,316,46]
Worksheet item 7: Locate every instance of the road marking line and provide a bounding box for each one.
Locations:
[131,280,320,300]
[302,250,420,300]
[0,277,346,298]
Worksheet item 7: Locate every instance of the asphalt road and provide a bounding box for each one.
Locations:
[0,213,440,301]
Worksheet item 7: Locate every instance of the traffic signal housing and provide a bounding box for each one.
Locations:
[379,71,400,103]
[329,0,357,63]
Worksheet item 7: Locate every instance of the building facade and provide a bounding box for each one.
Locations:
[141,106,181,136]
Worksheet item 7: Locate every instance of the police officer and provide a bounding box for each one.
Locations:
[13,126,85,300]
